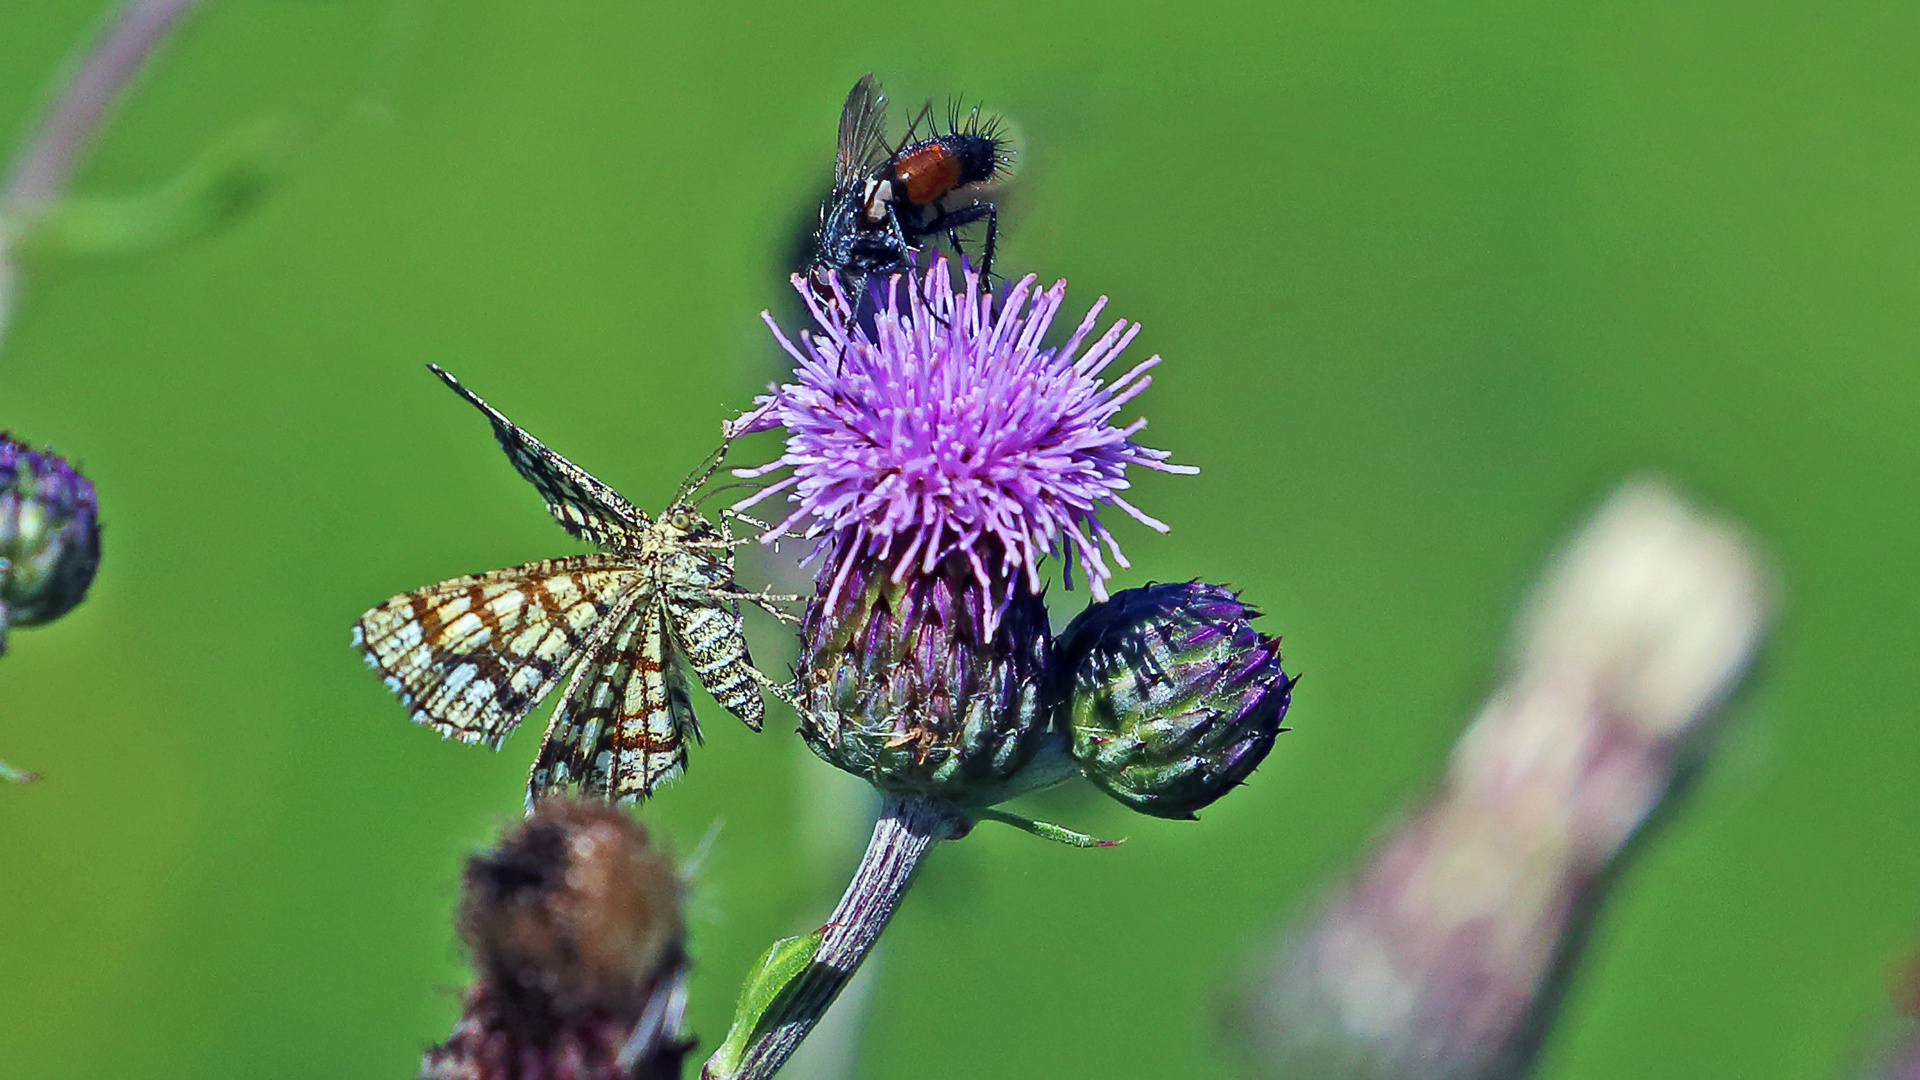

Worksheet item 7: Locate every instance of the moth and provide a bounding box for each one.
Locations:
[353,365,795,806]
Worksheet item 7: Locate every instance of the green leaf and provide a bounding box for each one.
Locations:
[707,929,824,1078]
[16,117,296,259]
[976,807,1124,848]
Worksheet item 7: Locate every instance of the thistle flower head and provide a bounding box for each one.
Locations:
[0,434,101,646]
[732,258,1194,622]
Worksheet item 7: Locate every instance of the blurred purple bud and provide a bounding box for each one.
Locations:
[1231,479,1773,1080]
[1861,948,1920,1080]
[1863,1027,1920,1080]
[0,434,101,651]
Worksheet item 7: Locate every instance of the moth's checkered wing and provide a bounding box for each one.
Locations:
[668,595,766,731]
[430,365,649,546]
[531,604,701,805]
[353,555,642,749]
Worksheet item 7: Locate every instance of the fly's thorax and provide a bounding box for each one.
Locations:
[817,187,911,277]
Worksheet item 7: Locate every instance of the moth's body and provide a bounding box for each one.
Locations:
[353,366,794,807]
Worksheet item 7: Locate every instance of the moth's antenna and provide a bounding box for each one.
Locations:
[670,435,734,509]
[695,480,766,508]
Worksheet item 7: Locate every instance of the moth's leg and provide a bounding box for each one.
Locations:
[707,585,804,624]
[721,508,775,532]
[746,663,801,708]
[678,535,757,552]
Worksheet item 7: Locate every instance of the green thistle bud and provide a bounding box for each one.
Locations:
[795,539,1066,808]
[1056,582,1294,820]
[0,434,101,652]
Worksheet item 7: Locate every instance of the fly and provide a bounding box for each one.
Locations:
[808,74,1012,310]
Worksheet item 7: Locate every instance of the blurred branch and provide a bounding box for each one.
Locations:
[2,0,208,220]
[1232,477,1775,1080]
[0,0,209,345]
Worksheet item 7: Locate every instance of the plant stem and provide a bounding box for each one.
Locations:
[1,0,207,345]
[4,0,208,219]
[710,795,961,1080]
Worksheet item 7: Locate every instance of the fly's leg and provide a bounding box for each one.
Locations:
[979,205,999,285]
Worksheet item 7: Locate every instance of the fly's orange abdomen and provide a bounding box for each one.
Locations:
[892,143,964,207]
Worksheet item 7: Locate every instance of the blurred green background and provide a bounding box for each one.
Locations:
[3,1,1917,1077]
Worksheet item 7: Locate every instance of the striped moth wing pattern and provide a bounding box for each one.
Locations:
[353,366,790,805]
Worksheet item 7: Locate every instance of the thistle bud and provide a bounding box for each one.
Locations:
[0,434,101,650]
[795,540,1062,807]
[422,799,690,1080]
[1055,582,1293,820]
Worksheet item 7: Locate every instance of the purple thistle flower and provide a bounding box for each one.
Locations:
[732,258,1194,625]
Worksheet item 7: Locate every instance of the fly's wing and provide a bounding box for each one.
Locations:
[430,365,650,546]
[666,593,766,731]
[835,73,890,188]
[534,604,701,805]
[353,555,642,749]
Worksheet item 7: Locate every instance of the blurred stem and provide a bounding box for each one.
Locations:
[709,795,961,1080]
[3,0,209,219]
[1,0,208,343]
